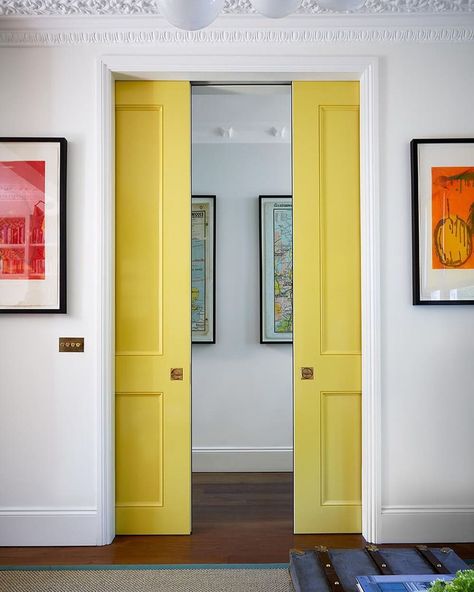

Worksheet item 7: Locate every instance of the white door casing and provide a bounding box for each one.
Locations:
[97,54,381,545]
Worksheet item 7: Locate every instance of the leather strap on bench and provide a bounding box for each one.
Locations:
[314,546,346,592]
[290,548,305,556]
[364,545,394,575]
[416,545,451,574]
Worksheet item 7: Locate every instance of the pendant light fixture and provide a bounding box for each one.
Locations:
[251,0,302,18]
[157,0,365,31]
[157,0,225,31]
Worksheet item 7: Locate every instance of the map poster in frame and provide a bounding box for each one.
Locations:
[0,138,67,313]
[259,195,293,343]
[411,138,474,304]
[192,195,216,343]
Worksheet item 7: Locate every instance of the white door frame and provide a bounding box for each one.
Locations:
[97,54,381,545]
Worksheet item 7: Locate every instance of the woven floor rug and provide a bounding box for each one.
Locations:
[0,564,291,592]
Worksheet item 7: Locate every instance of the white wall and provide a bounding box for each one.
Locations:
[0,18,473,545]
[0,47,100,545]
[377,43,474,542]
[191,87,293,471]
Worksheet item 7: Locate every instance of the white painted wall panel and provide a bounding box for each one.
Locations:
[0,49,99,537]
[379,45,474,530]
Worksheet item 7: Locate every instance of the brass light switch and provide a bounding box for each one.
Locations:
[59,338,85,352]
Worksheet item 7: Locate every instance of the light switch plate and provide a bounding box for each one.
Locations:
[59,337,84,352]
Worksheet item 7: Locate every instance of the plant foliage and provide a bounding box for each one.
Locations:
[430,570,474,592]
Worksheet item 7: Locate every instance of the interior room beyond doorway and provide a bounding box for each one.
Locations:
[191,84,294,529]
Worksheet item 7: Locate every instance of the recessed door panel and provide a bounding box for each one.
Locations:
[321,391,361,506]
[116,392,164,507]
[116,106,164,356]
[319,106,361,356]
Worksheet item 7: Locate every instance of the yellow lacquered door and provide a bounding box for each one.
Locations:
[115,81,191,534]
[293,82,361,533]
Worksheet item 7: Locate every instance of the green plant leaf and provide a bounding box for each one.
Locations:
[429,570,474,592]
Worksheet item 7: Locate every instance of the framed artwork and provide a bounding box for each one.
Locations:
[192,196,216,343]
[411,138,474,305]
[259,195,293,343]
[0,138,67,313]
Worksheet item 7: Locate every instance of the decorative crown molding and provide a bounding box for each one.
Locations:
[0,0,473,16]
[0,23,473,46]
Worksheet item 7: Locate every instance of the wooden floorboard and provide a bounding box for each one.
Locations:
[0,473,473,566]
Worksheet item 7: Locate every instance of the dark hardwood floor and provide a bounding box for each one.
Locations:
[0,473,472,566]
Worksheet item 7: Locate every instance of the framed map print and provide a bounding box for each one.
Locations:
[0,138,67,313]
[411,138,474,304]
[192,196,216,343]
[259,196,293,343]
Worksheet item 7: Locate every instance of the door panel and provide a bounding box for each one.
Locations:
[293,81,361,533]
[115,81,191,534]
[116,392,164,508]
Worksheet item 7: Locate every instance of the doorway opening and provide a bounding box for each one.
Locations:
[190,83,294,533]
[105,56,380,546]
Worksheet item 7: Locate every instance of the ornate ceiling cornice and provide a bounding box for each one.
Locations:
[0,23,473,46]
[0,0,473,15]
[1,1,473,46]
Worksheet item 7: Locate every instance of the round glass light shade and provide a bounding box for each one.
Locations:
[158,0,225,31]
[251,0,302,18]
[317,0,365,10]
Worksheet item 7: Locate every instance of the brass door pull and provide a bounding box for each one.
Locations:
[301,367,314,380]
[170,368,183,381]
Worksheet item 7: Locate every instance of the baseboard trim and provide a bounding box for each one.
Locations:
[379,507,474,543]
[0,509,98,546]
[192,446,293,472]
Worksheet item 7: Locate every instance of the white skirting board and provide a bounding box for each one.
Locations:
[379,506,474,543]
[0,509,98,546]
[192,446,293,472]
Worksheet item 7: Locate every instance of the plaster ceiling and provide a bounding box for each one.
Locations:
[0,0,472,16]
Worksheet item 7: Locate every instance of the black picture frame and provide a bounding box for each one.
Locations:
[0,137,67,313]
[259,195,293,343]
[191,195,216,343]
[411,138,474,305]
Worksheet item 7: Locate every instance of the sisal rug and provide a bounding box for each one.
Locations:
[0,564,292,592]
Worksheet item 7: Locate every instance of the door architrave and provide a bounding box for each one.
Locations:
[97,54,381,545]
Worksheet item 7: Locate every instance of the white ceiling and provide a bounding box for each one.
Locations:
[0,0,472,16]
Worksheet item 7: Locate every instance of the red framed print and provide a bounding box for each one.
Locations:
[0,138,67,312]
[411,138,474,304]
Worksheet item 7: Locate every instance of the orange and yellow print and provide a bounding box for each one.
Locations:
[432,167,474,269]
